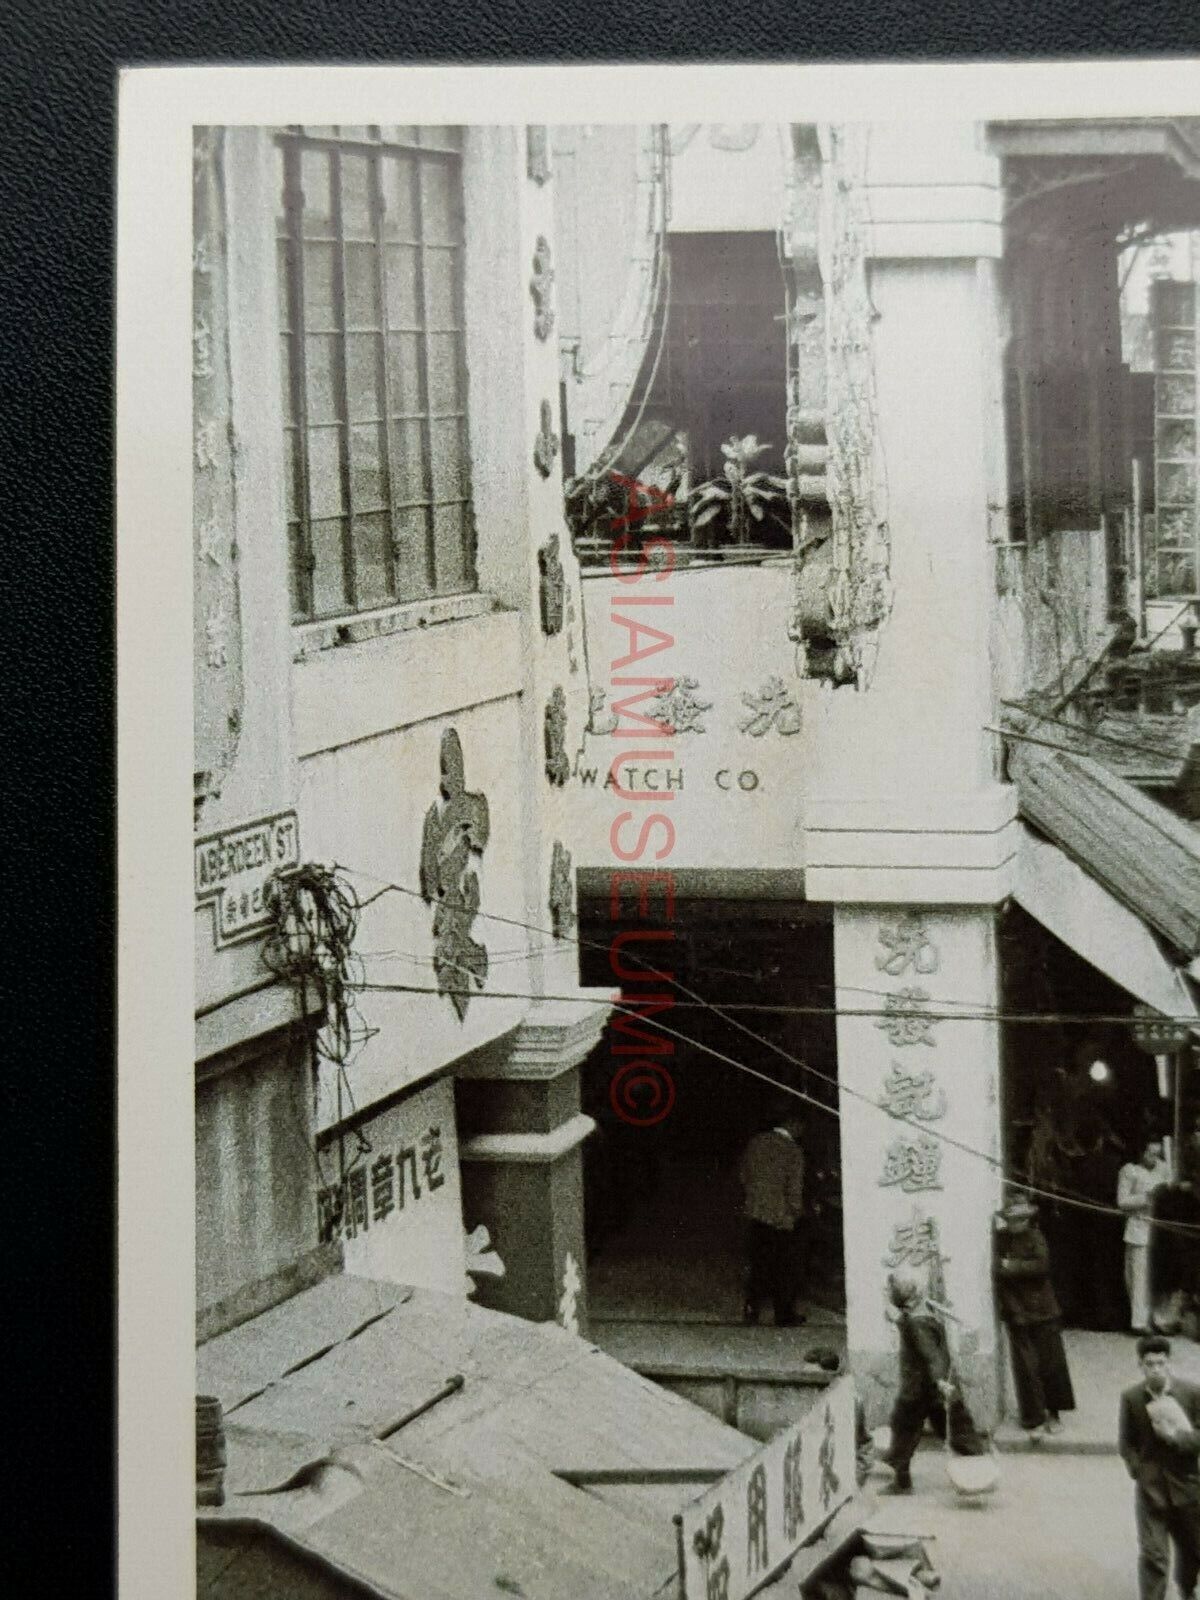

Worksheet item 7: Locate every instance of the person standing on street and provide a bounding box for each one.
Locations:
[1119,1139,1171,1334]
[1120,1334,1200,1600]
[994,1193,1076,1440]
[739,1113,807,1327]
[879,1269,989,1495]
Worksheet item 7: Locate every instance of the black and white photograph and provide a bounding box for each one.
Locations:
[117,60,1200,1600]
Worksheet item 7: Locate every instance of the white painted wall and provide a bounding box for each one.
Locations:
[571,562,810,872]
[669,124,788,235]
[194,129,297,1020]
[298,692,531,1130]
[834,905,1003,1427]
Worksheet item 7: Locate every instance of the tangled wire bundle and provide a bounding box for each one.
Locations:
[262,863,364,1071]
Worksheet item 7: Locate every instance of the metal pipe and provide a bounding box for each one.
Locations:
[372,1373,464,1442]
[1130,458,1147,643]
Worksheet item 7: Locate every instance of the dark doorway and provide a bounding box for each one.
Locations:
[1000,902,1169,1331]
[576,894,844,1329]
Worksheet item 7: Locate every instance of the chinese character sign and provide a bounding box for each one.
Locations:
[678,1378,856,1600]
[316,1080,462,1295]
[872,914,953,1307]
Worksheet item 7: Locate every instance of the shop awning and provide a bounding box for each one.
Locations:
[1008,740,1200,962]
[1013,822,1199,1029]
[197,1273,760,1600]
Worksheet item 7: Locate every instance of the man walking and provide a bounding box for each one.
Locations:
[1120,1334,1200,1600]
[739,1113,806,1327]
[1119,1139,1170,1333]
[880,1269,989,1495]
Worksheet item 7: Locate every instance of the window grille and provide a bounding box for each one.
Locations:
[275,126,475,623]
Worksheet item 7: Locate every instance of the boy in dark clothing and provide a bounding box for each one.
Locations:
[881,1269,988,1494]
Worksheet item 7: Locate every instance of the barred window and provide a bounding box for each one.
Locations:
[275,126,475,623]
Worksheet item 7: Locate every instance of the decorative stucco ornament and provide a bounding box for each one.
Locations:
[557,1251,582,1334]
[544,685,570,786]
[530,234,555,342]
[526,126,552,186]
[419,728,491,1020]
[534,399,560,479]
[819,125,893,686]
[548,841,576,938]
[192,126,242,827]
[786,124,892,689]
[537,533,565,637]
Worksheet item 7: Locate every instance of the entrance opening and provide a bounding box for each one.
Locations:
[576,894,845,1338]
[1000,902,1187,1332]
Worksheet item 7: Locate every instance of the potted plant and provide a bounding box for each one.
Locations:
[688,434,791,550]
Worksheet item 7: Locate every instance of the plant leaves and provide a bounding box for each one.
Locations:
[691,504,724,529]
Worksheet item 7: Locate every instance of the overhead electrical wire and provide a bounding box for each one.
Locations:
[350,972,1200,1238]
[342,868,1200,1029]
[332,865,1200,1237]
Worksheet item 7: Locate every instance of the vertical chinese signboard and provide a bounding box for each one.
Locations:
[873,914,951,1305]
[677,1377,856,1600]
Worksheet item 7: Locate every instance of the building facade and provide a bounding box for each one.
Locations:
[195,118,1200,1442]
[193,125,610,1348]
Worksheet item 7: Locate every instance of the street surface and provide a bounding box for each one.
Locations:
[861,1449,1137,1598]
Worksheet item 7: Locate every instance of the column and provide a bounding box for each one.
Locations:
[833,906,1004,1429]
[456,996,610,1332]
[802,124,1014,1427]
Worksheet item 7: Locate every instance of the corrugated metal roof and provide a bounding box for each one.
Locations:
[197,1275,762,1600]
[1008,739,1200,958]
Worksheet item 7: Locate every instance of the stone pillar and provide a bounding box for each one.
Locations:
[456,996,609,1332]
[802,125,1016,1427]
[832,905,1004,1430]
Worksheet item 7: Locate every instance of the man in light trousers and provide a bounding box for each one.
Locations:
[1119,1140,1170,1334]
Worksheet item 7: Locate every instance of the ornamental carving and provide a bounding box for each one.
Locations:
[419,728,491,1021]
[530,234,555,342]
[537,533,565,636]
[544,685,570,786]
[875,914,939,977]
[647,675,712,736]
[818,1405,841,1511]
[557,1251,582,1335]
[548,840,575,939]
[193,126,242,826]
[534,399,560,478]
[787,124,892,690]
[875,987,939,1049]
[526,126,552,186]
[739,676,802,737]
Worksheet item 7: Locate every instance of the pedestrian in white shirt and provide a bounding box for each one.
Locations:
[1119,1139,1171,1334]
